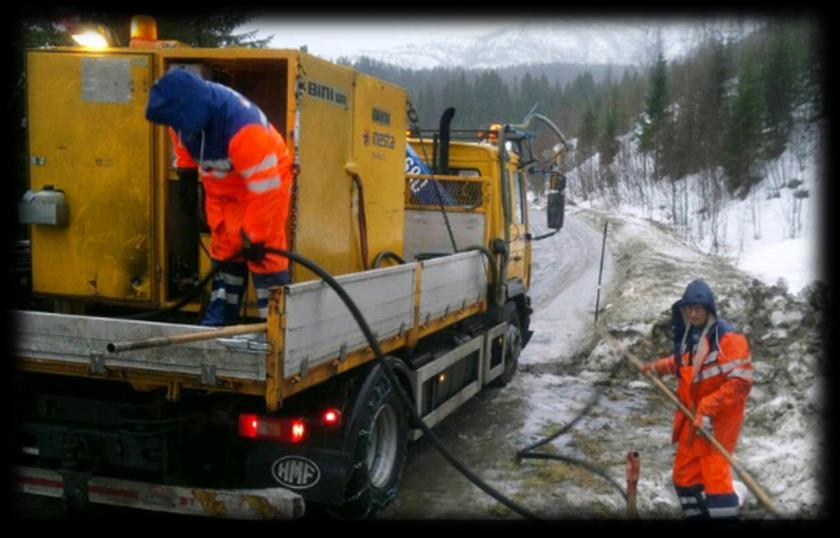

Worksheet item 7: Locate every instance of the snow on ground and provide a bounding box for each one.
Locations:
[548,112,828,518]
[385,195,824,520]
[567,204,827,519]
[739,237,816,296]
[567,115,826,297]
[388,112,826,520]
[525,210,615,366]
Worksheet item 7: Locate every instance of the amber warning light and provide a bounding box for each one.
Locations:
[130,15,159,47]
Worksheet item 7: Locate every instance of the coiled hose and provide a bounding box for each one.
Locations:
[516,358,629,504]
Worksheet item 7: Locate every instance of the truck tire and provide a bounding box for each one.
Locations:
[330,372,408,519]
[492,304,522,387]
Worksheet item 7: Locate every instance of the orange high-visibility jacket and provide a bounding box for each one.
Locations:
[169,125,293,273]
[653,330,752,454]
[146,69,293,273]
[651,279,753,454]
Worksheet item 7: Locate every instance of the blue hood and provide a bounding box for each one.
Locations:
[146,69,213,134]
[670,279,734,364]
[674,278,717,317]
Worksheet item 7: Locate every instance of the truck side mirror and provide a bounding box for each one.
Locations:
[547,191,565,230]
[547,173,566,230]
[549,173,567,192]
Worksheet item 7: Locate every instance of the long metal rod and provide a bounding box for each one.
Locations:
[594,220,608,324]
[596,327,783,518]
[107,322,267,353]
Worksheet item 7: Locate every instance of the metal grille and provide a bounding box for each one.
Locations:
[406,177,485,210]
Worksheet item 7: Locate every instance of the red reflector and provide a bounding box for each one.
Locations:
[322,409,342,426]
[238,414,259,438]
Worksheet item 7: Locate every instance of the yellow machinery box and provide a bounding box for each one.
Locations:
[25,48,407,309]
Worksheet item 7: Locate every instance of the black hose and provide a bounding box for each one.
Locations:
[461,245,501,308]
[527,230,560,242]
[432,179,459,253]
[516,358,628,506]
[122,260,232,320]
[371,251,406,268]
[411,106,459,254]
[262,246,542,521]
[518,452,627,502]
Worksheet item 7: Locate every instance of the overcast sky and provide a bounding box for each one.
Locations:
[239,17,523,61]
[239,15,759,63]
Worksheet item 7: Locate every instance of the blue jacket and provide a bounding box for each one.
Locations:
[145,68,269,170]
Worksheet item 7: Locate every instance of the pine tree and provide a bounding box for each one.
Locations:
[598,88,621,168]
[476,70,514,126]
[699,38,731,169]
[578,105,599,160]
[170,14,271,48]
[723,58,765,196]
[762,23,797,157]
[638,52,670,181]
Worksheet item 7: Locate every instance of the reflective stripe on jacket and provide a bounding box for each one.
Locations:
[148,69,293,273]
[170,126,293,272]
[656,330,752,454]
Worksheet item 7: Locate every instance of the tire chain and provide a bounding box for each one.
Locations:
[338,375,401,517]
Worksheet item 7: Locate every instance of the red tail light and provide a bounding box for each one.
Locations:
[291,419,306,443]
[322,409,342,426]
[239,414,260,438]
[238,414,307,443]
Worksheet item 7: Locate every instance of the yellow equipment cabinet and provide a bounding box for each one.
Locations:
[25,47,408,309]
[26,51,156,303]
[349,72,407,270]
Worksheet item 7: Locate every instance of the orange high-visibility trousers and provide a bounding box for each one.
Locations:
[672,419,740,519]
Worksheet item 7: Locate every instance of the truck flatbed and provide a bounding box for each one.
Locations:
[15,250,489,410]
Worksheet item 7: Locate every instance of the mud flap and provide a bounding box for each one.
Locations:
[522,328,534,346]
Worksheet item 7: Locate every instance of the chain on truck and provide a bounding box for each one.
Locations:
[12,16,569,519]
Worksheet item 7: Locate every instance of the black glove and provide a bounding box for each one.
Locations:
[240,229,266,262]
[176,168,198,217]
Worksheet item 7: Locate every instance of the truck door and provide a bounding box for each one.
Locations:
[26,51,156,303]
[506,167,529,287]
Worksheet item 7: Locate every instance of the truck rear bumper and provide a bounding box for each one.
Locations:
[14,465,305,519]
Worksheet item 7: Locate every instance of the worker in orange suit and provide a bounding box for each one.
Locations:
[642,279,753,519]
[145,68,293,326]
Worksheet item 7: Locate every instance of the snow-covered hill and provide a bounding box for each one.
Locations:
[346,19,762,70]
[563,111,825,296]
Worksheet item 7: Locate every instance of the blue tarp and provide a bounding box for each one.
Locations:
[405,144,457,206]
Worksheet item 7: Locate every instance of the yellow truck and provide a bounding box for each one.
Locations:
[13,23,568,519]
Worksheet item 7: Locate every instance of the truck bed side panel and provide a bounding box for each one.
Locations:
[419,251,486,323]
[283,264,416,378]
[14,311,266,381]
